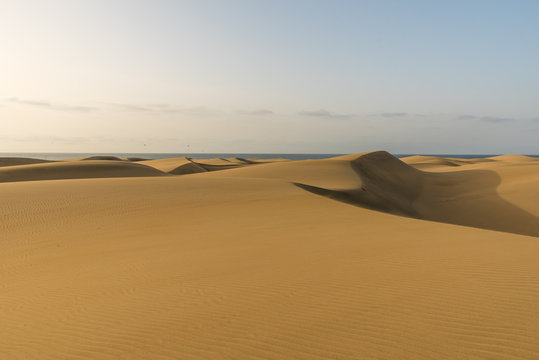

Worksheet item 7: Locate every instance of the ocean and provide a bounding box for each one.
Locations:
[1,153,538,161]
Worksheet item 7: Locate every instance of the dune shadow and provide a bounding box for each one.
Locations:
[294,152,539,238]
[417,169,539,237]
[294,182,421,218]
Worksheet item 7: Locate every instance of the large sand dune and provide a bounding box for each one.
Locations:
[1,152,539,359]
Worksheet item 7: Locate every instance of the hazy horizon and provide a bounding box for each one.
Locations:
[2,0,539,154]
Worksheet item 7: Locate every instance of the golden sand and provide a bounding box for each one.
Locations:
[1,152,539,359]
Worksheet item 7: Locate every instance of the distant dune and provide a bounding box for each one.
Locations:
[141,157,208,174]
[1,152,539,359]
[80,155,124,161]
[0,157,54,167]
[0,160,167,183]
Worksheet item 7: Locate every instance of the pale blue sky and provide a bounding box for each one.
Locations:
[1,0,538,153]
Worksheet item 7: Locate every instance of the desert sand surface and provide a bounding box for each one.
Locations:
[2,151,539,359]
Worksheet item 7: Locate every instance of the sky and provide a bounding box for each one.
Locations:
[1,0,538,154]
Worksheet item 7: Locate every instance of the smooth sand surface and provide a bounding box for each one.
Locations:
[2,152,539,359]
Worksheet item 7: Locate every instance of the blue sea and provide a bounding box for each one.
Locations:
[1,153,538,160]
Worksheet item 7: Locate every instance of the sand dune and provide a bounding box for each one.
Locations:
[223,157,254,164]
[80,155,124,161]
[1,152,539,359]
[488,154,539,162]
[141,157,208,174]
[247,157,290,163]
[140,157,281,174]
[0,157,54,167]
[189,158,250,171]
[400,155,467,168]
[206,151,539,236]
[0,159,167,183]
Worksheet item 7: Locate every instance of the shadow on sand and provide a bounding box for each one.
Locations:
[295,152,539,238]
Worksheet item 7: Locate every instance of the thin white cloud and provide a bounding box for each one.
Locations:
[298,109,355,119]
[6,97,98,112]
[237,109,274,116]
[106,103,154,112]
[105,103,222,116]
[479,116,514,123]
[457,114,531,123]
[458,114,478,120]
[376,112,408,118]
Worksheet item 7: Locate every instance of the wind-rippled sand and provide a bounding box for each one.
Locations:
[1,152,539,359]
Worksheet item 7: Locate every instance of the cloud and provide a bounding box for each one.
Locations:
[5,98,220,116]
[6,97,98,112]
[238,109,274,116]
[298,109,355,119]
[8,98,50,107]
[366,112,411,118]
[168,106,222,116]
[2,135,93,144]
[458,114,516,123]
[377,112,408,118]
[0,135,187,146]
[479,116,514,123]
[106,103,221,116]
[299,109,332,117]
[458,114,479,120]
[56,105,97,112]
[106,103,154,112]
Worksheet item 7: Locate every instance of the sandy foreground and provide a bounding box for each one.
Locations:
[1,152,539,359]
